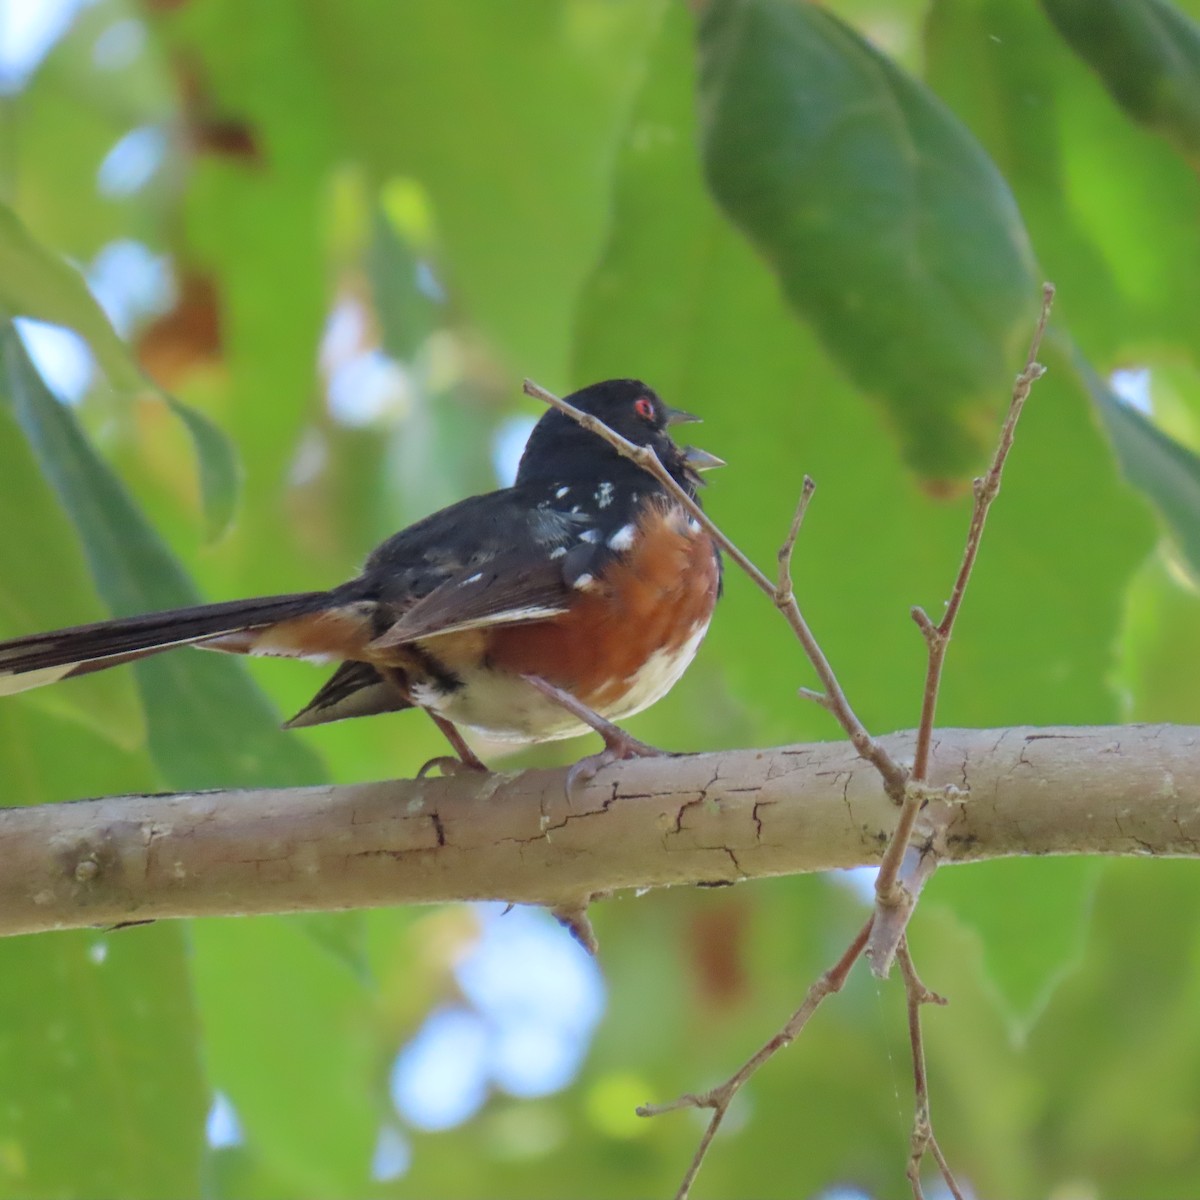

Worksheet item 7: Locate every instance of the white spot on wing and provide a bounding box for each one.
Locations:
[573,573,596,590]
[549,546,567,559]
[596,481,614,509]
[463,572,484,584]
[608,523,637,551]
[579,528,601,544]
[555,485,570,499]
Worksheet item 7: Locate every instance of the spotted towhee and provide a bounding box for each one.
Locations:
[0,379,723,774]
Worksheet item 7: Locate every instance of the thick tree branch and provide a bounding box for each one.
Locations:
[1,723,1195,938]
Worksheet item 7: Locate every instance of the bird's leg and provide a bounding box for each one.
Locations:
[520,673,673,796]
[428,710,488,768]
[376,662,484,772]
[375,666,488,776]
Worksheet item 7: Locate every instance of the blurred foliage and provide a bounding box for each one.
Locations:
[697,0,1040,478]
[1,0,1199,1197]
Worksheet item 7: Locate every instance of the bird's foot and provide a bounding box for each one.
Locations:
[417,754,488,779]
[518,672,675,800]
[420,710,490,776]
[565,729,673,798]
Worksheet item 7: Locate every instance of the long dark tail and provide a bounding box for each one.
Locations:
[0,592,333,696]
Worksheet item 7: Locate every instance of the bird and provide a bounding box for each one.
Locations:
[0,379,723,778]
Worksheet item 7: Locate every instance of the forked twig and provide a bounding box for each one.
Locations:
[636,917,874,1200]
[868,282,1056,978]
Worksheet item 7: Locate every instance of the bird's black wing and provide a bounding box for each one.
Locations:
[362,487,604,646]
[288,487,610,726]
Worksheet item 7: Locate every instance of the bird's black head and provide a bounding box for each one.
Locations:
[516,379,715,495]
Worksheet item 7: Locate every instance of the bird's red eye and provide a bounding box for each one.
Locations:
[634,396,655,421]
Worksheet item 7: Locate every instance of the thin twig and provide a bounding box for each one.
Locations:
[896,938,962,1200]
[776,475,815,601]
[637,917,874,1200]
[523,380,909,801]
[869,282,1056,978]
[911,283,1055,783]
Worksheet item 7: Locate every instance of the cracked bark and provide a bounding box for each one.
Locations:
[1,724,1198,938]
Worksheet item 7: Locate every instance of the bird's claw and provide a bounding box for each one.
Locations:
[417,755,489,779]
[565,733,673,801]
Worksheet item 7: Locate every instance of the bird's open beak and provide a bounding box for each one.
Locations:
[682,446,726,478]
[665,405,702,426]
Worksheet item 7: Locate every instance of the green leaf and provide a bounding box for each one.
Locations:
[0,382,144,750]
[190,918,381,1198]
[927,858,1102,1036]
[1075,350,1200,580]
[1,324,322,790]
[696,0,1042,478]
[924,0,1127,357]
[1117,553,1200,723]
[0,927,207,1200]
[0,201,241,540]
[163,394,243,543]
[0,200,144,393]
[1042,0,1200,168]
[926,0,1200,367]
[0,702,204,1200]
[1027,860,1200,1192]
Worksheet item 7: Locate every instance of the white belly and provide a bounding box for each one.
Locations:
[413,616,710,744]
